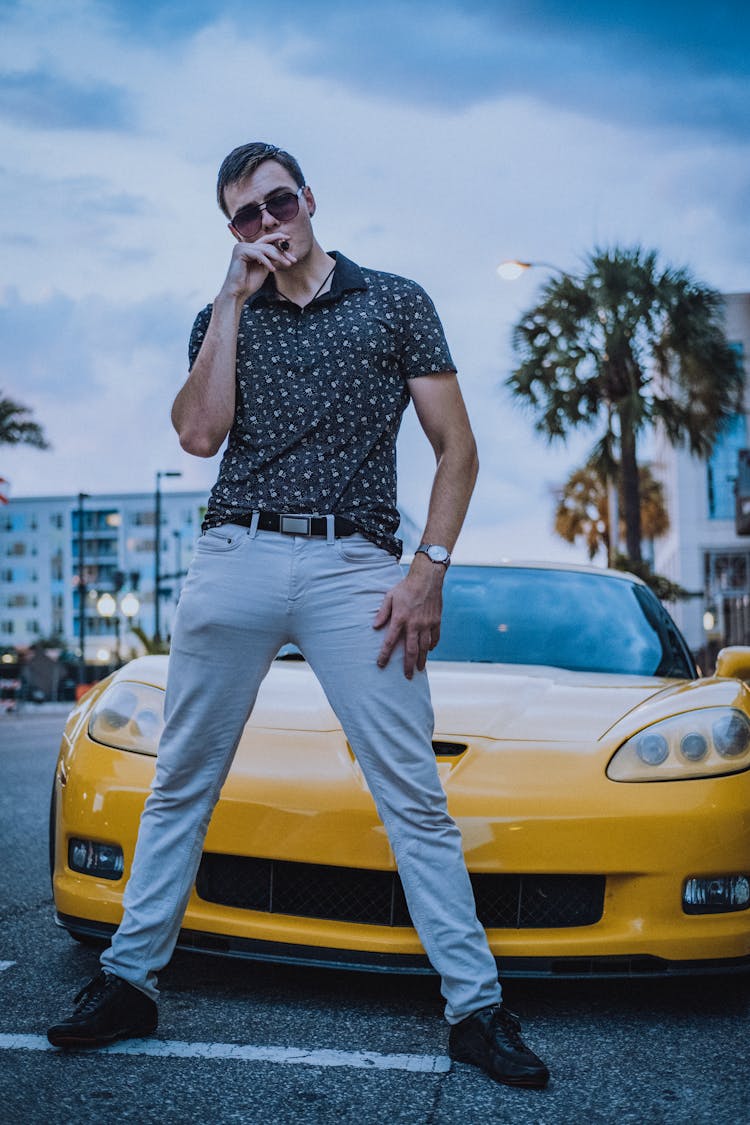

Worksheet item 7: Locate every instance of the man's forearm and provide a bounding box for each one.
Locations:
[416,438,479,556]
[171,295,243,458]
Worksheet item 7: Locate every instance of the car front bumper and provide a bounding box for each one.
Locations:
[52,734,750,976]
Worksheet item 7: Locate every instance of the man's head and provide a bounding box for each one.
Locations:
[216,142,305,218]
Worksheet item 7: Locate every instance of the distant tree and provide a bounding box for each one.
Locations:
[507,247,744,563]
[555,461,669,561]
[609,554,692,603]
[130,624,169,655]
[0,392,50,450]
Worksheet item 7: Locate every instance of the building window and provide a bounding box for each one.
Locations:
[707,413,746,520]
[705,550,750,596]
[51,550,64,581]
[1,621,14,635]
[72,509,120,533]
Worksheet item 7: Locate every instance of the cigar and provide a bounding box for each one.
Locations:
[278,239,290,252]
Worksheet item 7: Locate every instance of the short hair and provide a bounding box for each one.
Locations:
[216,143,306,216]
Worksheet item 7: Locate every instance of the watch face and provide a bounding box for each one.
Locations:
[426,545,450,564]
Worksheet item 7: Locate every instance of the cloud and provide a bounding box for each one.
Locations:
[0,286,214,498]
[0,288,192,401]
[88,1,750,139]
[0,2,747,566]
[0,68,132,130]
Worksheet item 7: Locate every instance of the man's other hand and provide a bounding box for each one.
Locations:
[373,557,445,678]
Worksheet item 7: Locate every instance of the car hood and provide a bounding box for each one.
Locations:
[117,655,742,744]
[243,660,683,743]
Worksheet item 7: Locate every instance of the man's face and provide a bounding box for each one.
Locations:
[224,160,315,259]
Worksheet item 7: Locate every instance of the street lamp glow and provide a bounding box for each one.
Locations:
[497,260,532,281]
[121,592,140,619]
[97,592,117,618]
[497,259,570,281]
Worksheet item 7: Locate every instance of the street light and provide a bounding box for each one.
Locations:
[76,491,90,686]
[96,592,119,667]
[96,591,140,668]
[154,470,182,643]
[496,259,568,281]
[121,591,140,621]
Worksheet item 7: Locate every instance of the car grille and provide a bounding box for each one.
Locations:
[196,855,605,929]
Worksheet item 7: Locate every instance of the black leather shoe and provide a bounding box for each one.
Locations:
[47,971,158,1048]
[448,1004,549,1088]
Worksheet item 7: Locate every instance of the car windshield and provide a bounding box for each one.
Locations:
[431,566,694,677]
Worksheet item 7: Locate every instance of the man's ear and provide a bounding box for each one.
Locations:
[303,186,316,218]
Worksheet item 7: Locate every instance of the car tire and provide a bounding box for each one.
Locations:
[68,930,107,949]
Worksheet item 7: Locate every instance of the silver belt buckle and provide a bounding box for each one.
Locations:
[280,514,311,535]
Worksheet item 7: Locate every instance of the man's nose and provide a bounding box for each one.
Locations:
[261,206,279,230]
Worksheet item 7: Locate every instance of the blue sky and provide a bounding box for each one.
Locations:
[1,0,748,561]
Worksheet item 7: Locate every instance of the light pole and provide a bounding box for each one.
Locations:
[76,491,90,685]
[121,591,140,657]
[497,257,620,563]
[96,590,141,667]
[96,592,119,668]
[154,471,182,643]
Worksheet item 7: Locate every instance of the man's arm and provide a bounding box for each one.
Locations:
[172,237,295,457]
[373,372,479,678]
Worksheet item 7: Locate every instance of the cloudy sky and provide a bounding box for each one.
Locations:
[1,0,748,561]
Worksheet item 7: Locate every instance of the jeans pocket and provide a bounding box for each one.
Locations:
[335,533,391,564]
[197,526,246,553]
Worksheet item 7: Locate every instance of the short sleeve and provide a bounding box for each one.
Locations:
[395,281,456,380]
[188,305,212,370]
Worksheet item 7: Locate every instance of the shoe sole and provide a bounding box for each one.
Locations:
[47,1022,158,1049]
[448,1048,549,1089]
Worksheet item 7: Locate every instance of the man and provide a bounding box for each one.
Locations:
[48,143,549,1089]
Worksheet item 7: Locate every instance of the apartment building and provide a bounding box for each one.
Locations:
[0,491,424,679]
[653,292,750,656]
[0,490,206,664]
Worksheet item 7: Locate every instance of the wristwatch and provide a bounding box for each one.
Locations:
[415,543,451,568]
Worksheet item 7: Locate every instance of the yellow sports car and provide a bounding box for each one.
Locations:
[50,562,750,978]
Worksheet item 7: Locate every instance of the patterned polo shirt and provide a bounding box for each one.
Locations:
[192,252,456,557]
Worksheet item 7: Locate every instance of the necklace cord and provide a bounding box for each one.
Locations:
[278,262,336,309]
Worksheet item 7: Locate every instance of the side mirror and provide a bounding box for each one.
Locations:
[715,646,750,680]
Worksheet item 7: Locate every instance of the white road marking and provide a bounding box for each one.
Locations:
[0,1034,451,1073]
[0,962,16,972]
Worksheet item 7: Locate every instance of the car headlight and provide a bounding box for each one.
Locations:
[88,681,165,756]
[607,707,750,781]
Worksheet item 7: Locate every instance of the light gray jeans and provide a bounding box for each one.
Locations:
[100,524,502,1023]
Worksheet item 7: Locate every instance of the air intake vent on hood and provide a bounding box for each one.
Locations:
[432,740,467,756]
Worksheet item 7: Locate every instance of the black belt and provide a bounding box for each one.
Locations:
[230,510,357,538]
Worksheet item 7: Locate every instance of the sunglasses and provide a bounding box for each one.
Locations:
[229,186,305,240]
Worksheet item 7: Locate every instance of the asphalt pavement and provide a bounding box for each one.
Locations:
[1,709,748,1124]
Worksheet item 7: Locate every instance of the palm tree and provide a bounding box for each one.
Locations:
[0,393,50,450]
[555,461,669,561]
[507,247,744,562]
[130,624,169,656]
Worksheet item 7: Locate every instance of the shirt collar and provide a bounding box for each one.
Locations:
[248,251,368,308]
